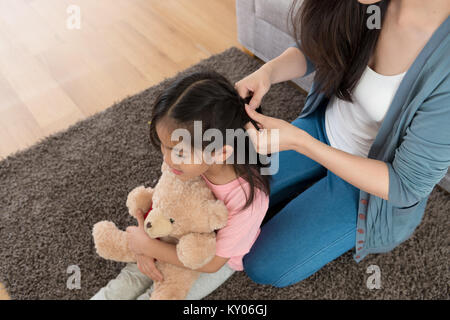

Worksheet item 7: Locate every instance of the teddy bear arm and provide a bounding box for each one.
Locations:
[126,185,154,219]
[176,233,217,270]
[206,200,229,230]
[92,221,136,262]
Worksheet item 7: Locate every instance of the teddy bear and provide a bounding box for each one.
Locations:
[92,161,229,300]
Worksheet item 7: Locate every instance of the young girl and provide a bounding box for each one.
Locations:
[91,70,271,300]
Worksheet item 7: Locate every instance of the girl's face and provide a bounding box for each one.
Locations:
[155,120,230,182]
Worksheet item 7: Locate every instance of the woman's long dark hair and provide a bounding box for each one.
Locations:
[149,70,271,211]
[289,0,390,102]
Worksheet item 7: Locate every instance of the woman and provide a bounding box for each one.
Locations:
[237,0,449,287]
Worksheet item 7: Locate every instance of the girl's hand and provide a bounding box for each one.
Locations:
[234,65,273,110]
[136,254,164,282]
[244,104,310,153]
[126,209,151,255]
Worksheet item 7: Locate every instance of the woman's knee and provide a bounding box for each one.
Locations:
[243,249,300,287]
[271,265,321,288]
[243,232,355,288]
[244,252,328,288]
[243,252,277,286]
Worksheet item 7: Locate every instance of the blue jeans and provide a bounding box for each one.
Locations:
[243,105,360,287]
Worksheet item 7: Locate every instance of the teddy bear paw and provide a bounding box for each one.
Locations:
[92,221,135,262]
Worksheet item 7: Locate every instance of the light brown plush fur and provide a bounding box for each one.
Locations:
[92,161,228,300]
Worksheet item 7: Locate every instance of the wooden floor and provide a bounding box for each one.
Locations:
[0,0,250,160]
[0,0,252,300]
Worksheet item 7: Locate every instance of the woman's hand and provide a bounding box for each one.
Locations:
[234,64,273,109]
[136,254,164,282]
[244,104,310,153]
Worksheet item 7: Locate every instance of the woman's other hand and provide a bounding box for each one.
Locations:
[244,104,309,153]
[234,64,273,110]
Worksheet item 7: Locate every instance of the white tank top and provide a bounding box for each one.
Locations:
[325,65,406,158]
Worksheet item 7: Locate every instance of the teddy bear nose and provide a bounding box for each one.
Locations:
[146,222,152,229]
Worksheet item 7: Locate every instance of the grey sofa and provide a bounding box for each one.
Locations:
[235,0,450,193]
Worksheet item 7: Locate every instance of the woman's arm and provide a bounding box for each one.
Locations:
[295,132,389,200]
[262,46,310,85]
[235,43,312,109]
[244,105,390,201]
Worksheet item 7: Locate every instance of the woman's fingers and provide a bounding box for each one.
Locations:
[244,122,274,155]
[235,67,271,110]
[244,121,259,149]
[244,111,281,155]
[244,120,257,132]
[234,81,250,100]
[235,81,263,109]
[244,104,268,126]
[247,89,265,110]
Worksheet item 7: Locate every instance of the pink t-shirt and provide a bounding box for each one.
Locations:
[200,174,269,271]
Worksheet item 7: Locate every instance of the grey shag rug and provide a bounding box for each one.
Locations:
[0,47,448,300]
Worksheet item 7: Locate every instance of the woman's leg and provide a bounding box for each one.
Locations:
[136,263,235,300]
[243,104,360,287]
[90,263,152,300]
[243,168,359,287]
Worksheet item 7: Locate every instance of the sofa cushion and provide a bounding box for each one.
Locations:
[255,0,303,35]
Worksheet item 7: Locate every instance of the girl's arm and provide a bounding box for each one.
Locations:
[142,238,229,273]
[126,212,229,275]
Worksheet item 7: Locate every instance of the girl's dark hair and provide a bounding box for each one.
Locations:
[149,70,272,211]
[289,0,390,102]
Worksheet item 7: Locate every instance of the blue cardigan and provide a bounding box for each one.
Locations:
[289,15,450,263]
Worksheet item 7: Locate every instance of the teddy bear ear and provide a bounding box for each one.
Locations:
[207,200,229,230]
